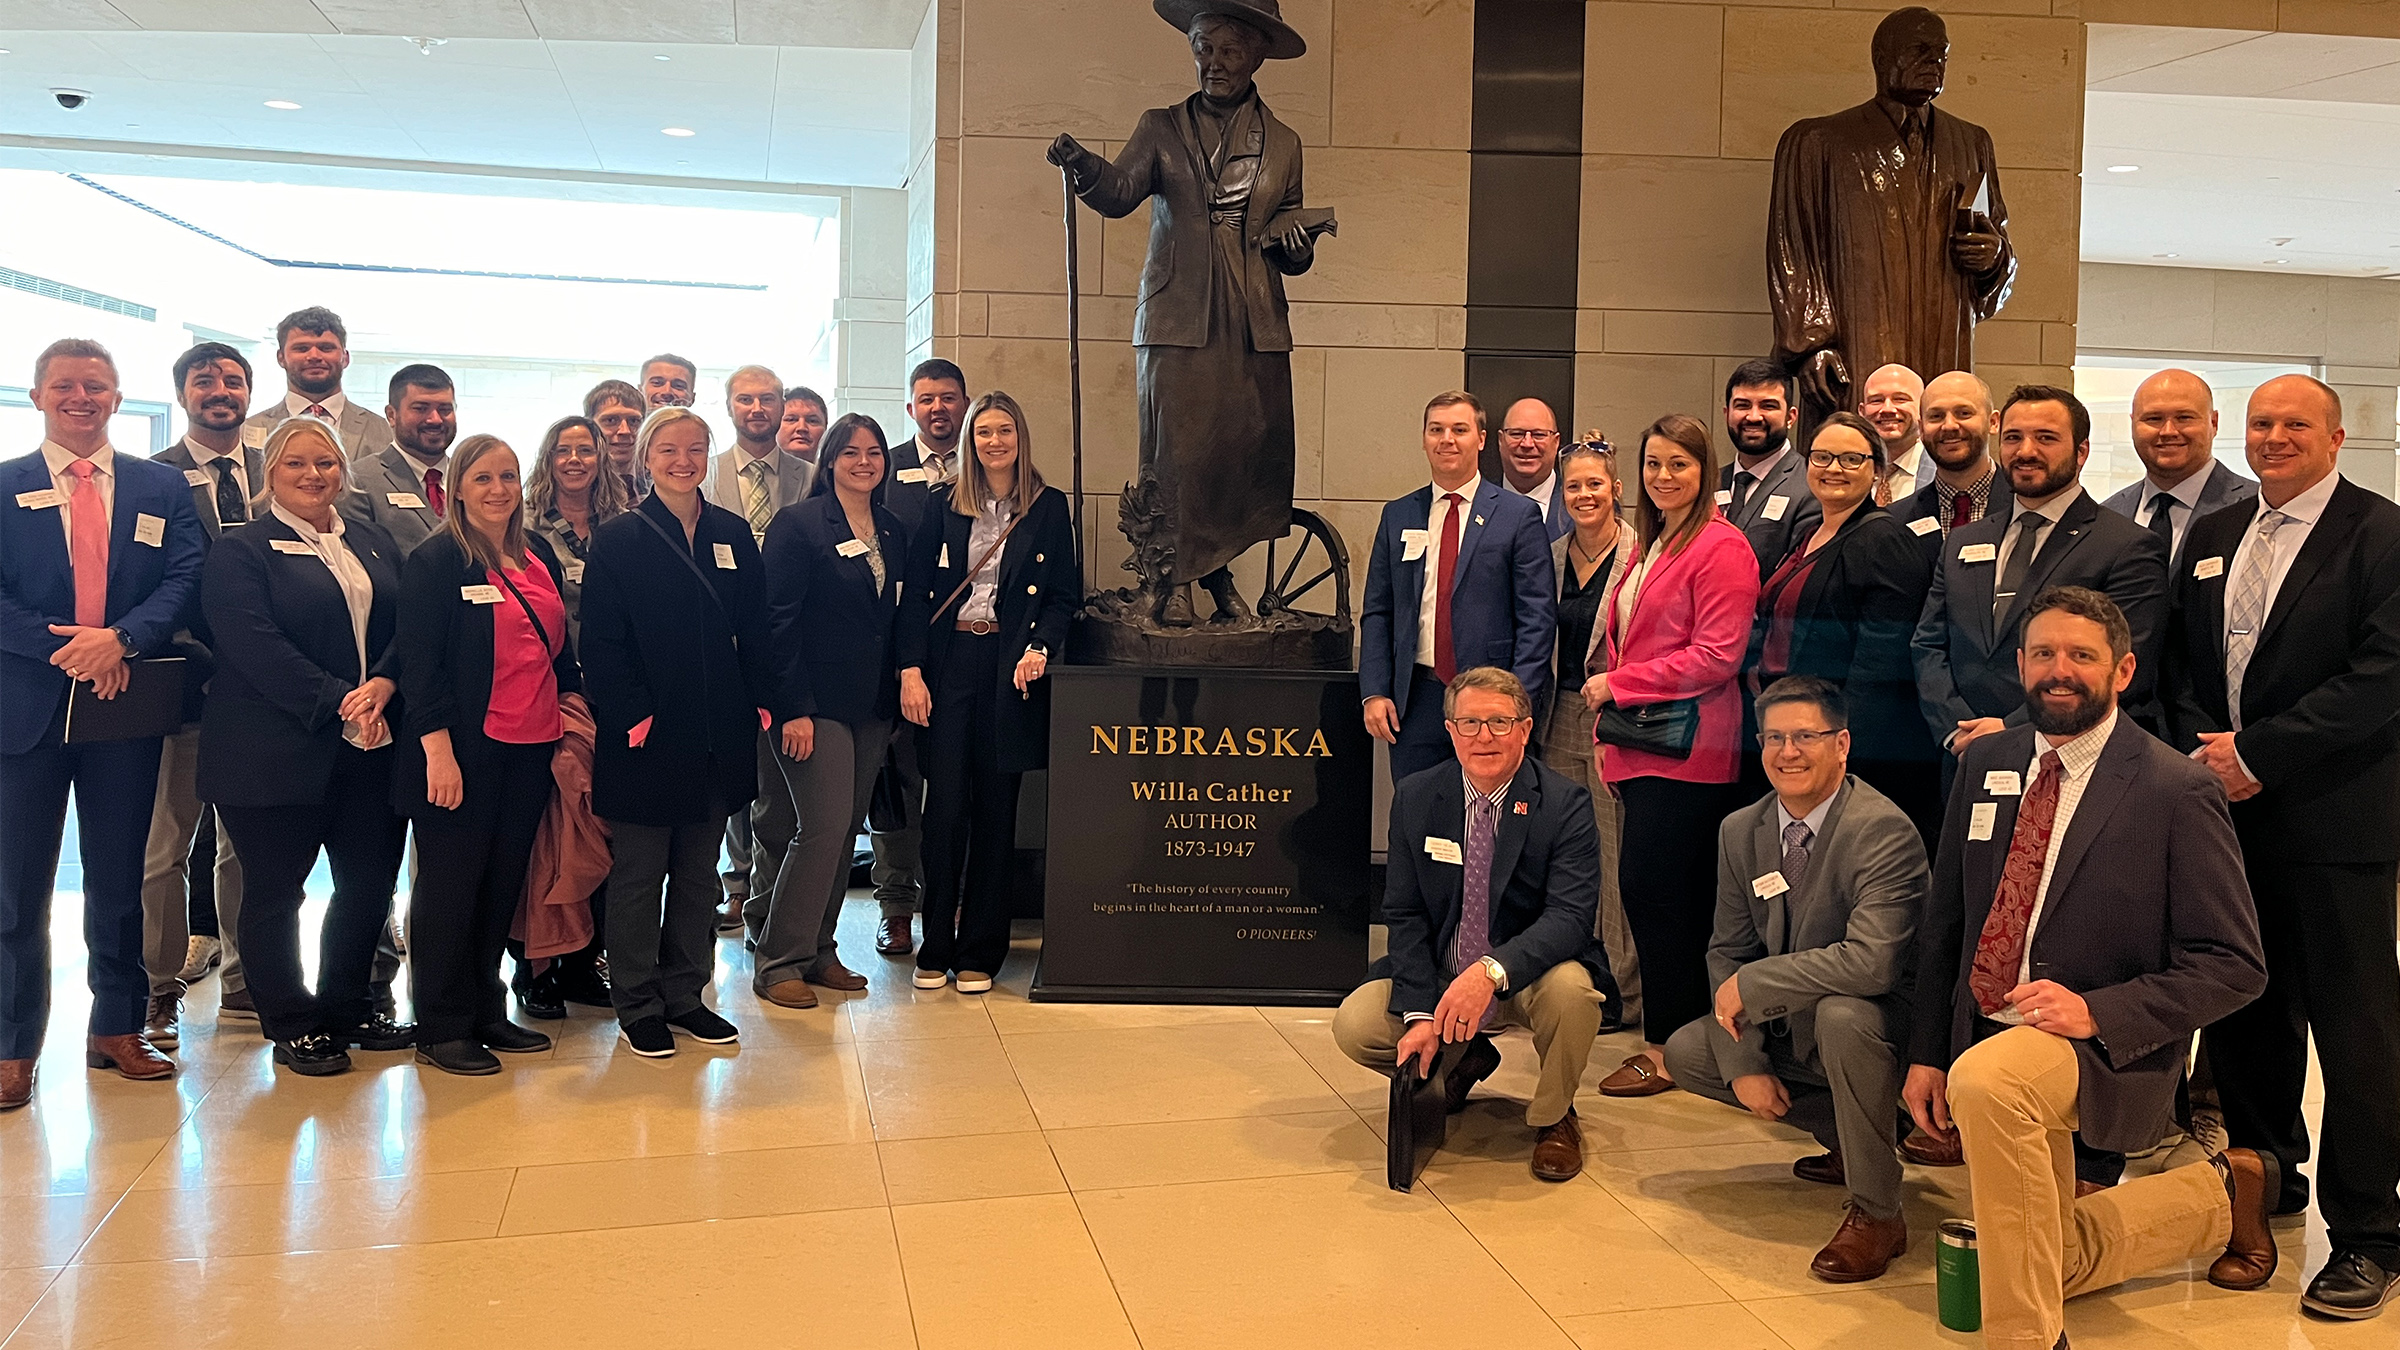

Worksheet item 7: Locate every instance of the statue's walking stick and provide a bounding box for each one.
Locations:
[1062,168,1085,564]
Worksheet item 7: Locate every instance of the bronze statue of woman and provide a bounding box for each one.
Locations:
[1047,0,1328,628]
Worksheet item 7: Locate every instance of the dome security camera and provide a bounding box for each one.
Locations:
[51,88,91,109]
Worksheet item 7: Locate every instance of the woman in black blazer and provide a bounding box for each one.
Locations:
[394,433,579,1076]
[199,419,413,1076]
[578,407,780,1058]
[753,413,906,1009]
[1741,411,1940,843]
[897,391,1080,992]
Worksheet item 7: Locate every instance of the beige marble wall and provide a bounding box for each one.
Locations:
[838,186,911,436]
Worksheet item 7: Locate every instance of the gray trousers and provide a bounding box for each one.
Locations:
[1663,993,1908,1221]
[141,724,244,996]
[754,719,886,990]
[747,729,796,914]
[605,814,729,1026]
[870,723,922,919]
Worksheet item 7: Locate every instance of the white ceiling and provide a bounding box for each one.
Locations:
[1,0,928,47]
[2084,25,2400,277]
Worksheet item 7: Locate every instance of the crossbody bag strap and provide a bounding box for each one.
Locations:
[929,509,1028,628]
[631,507,738,634]
[489,564,553,653]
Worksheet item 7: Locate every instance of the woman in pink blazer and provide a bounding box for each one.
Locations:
[1589,413,1762,1095]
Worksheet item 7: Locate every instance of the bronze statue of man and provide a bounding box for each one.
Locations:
[1047,0,1327,628]
[1768,6,2015,428]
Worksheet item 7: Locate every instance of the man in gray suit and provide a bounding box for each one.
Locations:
[239,306,395,466]
[1666,675,1928,1284]
[2099,368,2256,570]
[1719,359,1822,575]
[350,365,457,555]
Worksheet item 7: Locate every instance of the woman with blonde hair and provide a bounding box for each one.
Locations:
[524,414,629,649]
[896,391,1080,991]
[393,433,579,1075]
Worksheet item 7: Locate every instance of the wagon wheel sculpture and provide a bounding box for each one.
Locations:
[1255,507,1352,626]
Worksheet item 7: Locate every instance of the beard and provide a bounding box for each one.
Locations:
[1730,422,1787,457]
[2025,678,2111,738]
[2008,455,2075,500]
[1926,428,1984,471]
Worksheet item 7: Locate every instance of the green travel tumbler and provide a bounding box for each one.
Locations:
[1936,1219,1981,1332]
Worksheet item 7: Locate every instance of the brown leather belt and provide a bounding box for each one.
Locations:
[954,619,999,636]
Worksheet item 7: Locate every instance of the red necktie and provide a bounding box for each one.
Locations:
[305,403,329,419]
[1950,490,1974,530]
[65,459,108,627]
[1432,492,1464,685]
[425,467,446,518]
[1968,750,2064,1014]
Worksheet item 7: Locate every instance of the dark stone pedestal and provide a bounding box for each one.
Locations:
[1033,665,1371,1005]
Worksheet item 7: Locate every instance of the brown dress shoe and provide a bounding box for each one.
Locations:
[1810,1203,1909,1283]
[1598,1054,1675,1098]
[2208,1147,2281,1291]
[86,1034,175,1081]
[717,898,746,934]
[1531,1110,1584,1182]
[875,916,913,957]
[0,1059,32,1110]
[806,959,870,992]
[1793,1151,1846,1186]
[759,980,819,1010]
[1901,1130,1964,1167]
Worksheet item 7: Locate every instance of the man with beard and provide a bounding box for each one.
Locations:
[1912,385,2166,759]
[241,307,394,465]
[1891,370,2010,558]
[2100,369,2255,571]
[1858,364,1927,506]
[1719,360,1821,574]
[1494,398,1571,543]
[779,386,829,463]
[639,354,697,409]
[1904,587,2277,1350]
[584,380,647,502]
[352,366,457,556]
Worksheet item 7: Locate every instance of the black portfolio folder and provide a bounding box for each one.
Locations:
[63,657,187,744]
[1386,1061,1448,1192]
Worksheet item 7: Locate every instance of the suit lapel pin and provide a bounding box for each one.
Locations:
[1512,801,1528,815]
[1474,515,1485,526]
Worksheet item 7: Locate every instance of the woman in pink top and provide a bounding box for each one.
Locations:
[1588,414,1762,1096]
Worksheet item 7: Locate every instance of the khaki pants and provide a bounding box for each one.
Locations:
[1540,693,1640,1022]
[1950,1027,2233,1350]
[1333,962,1602,1128]
[140,725,243,997]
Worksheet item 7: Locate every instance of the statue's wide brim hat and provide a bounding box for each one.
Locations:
[1153,0,1307,60]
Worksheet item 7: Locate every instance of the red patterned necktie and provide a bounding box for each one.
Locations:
[1950,489,1974,530]
[425,467,446,518]
[1432,492,1464,684]
[1968,750,2064,1015]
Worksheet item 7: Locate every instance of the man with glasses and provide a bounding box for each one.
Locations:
[1720,360,1821,574]
[1493,398,1571,542]
[1664,675,1927,1282]
[1331,666,1614,1182]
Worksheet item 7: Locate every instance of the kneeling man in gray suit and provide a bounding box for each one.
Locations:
[1666,675,1928,1283]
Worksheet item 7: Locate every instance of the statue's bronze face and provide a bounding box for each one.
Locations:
[1874,19,1948,106]
[1191,16,1269,102]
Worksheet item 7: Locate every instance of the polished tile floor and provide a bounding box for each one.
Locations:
[0,892,2379,1349]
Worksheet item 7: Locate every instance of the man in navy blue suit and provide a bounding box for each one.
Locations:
[1361,391,1555,782]
[0,339,205,1108]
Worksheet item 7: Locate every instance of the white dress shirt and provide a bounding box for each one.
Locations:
[1881,444,1927,501]
[916,436,956,487]
[958,498,1013,624]
[270,501,375,682]
[1730,447,1790,512]
[185,436,251,505]
[283,389,349,425]
[2138,466,2214,560]
[1404,771,1516,1021]
[1415,484,1473,668]
[2221,470,2339,650]
[1990,706,2117,1021]
[1503,470,1555,523]
[39,439,115,551]
[1995,483,2084,582]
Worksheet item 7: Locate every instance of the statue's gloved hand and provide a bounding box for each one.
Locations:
[1046,134,1097,188]
[1799,349,1849,413]
[1950,212,2004,276]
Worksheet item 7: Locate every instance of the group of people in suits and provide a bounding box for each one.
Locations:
[1343,362,2400,1336]
[0,315,1078,1090]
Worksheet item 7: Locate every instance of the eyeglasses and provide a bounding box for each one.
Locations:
[1499,428,1559,443]
[1807,451,1875,470]
[1757,729,1841,751]
[1447,715,1527,738]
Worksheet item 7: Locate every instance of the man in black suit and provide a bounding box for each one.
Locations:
[1905,587,2279,1349]
[1719,359,1821,574]
[1889,369,2011,561]
[1911,384,2168,760]
[2167,374,2400,1320]
[1332,666,1612,1182]
[2100,368,2255,571]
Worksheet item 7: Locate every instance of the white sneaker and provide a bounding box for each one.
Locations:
[176,935,222,984]
[954,971,993,994]
[911,970,948,990]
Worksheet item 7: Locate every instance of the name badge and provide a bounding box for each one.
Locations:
[712,542,738,569]
[240,423,270,450]
[15,489,62,510]
[1424,836,1462,865]
[388,492,426,510]
[1984,770,2022,796]
[1908,516,1941,537]
[461,584,505,604]
[1714,489,1735,507]
[184,469,211,487]
[1400,528,1428,562]
[563,561,585,584]
[134,513,165,547]
[1761,495,1790,522]
[1968,801,1998,842]
[836,538,870,559]
[2194,556,2225,580]
[894,467,929,484]
[1960,543,1998,564]
[937,542,951,570]
[270,539,316,556]
[1752,871,1790,899]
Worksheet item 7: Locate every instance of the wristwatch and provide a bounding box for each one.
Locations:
[1477,955,1508,991]
[111,627,136,657]
[1025,643,1049,658]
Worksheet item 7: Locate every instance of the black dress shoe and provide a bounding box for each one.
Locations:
[272,1033,352,1077]
[552,962,612,1008]
[478,1021,553,1054]
[667,1006,739,1044]
[2304,1250,2400,1320]
[416,1039,501,1076]
[370,985,398,1021]
[1442,1035,1502,1115]
[514,969,566,1021]
[344,1015,418,1053]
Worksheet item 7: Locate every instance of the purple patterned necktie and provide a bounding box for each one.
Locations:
[1458,789,1500,990]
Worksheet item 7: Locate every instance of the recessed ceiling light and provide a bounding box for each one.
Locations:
[2153,252,2179,258]
[2106,164,2140,173]
[2263,259,2288,265]
[264,99,301,110]
[661,126,695,137]
[654,54,671,61]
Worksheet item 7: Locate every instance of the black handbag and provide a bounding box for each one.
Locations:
[1595,697,1699,758]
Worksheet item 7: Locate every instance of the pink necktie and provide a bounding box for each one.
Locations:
[64,459,108,627]
[306,404,329,418]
